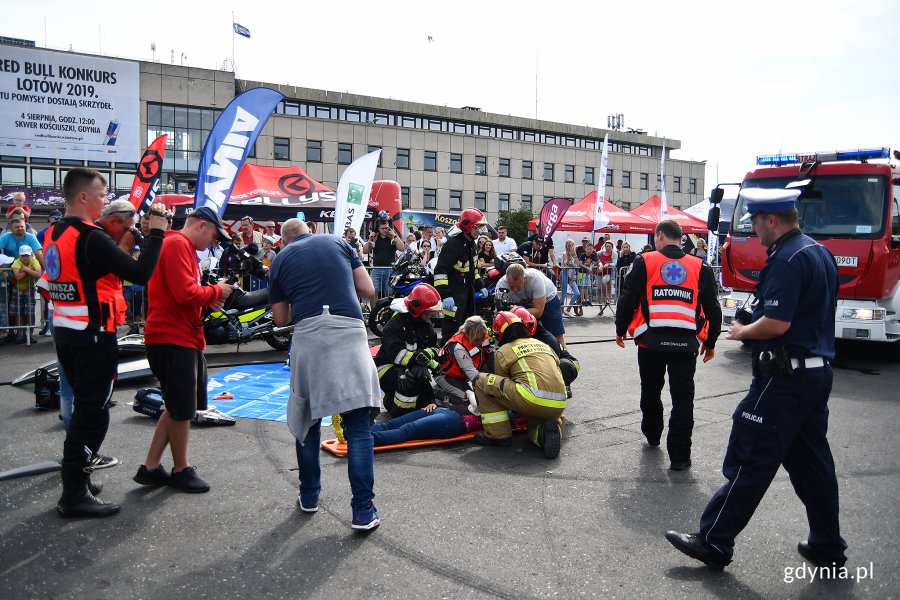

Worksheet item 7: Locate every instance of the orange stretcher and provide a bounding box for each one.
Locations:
[321,424,526,457]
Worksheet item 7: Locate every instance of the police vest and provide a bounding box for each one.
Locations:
[44,220,126,333]
[628,251,702,342]
[439,332,485,380]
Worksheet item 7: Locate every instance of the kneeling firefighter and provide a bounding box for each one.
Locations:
[509,305,579,398]
[474,311,567,458]
[374,284,443,418]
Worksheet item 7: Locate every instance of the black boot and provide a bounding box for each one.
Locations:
[87,475,103,496]
[57,462,119,518]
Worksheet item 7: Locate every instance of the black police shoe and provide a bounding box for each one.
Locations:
[473,433,512,447]
[665,531,731,570]
[87,476,103,496]
[669,458,691,471]
[57,492,120,518]
[798,541,847,568]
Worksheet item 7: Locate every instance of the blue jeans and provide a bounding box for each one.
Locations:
[371,407,466,445]
[48,315,75,431]
[370,267,392,298]
[559,268,580,306]
[295,406,374,510]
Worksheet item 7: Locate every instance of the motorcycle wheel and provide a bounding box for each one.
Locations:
[367,298,394,337]
[263,330,293,352]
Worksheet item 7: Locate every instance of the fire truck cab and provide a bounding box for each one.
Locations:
[720,147,900,353]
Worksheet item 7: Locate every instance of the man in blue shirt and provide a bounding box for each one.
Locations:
[0,215,43,267]
[666,187,847,570]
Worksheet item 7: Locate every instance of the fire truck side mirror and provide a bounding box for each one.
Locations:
[709,188,725,204]
[707,206,721,232]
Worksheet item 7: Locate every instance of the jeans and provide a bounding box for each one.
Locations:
[295,406,374,510]
[371,407,466,445]
[370,267,392,298]
[559,268,580,306]
[48,315,75,431]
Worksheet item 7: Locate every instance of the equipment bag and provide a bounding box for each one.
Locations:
[34,367,60,411]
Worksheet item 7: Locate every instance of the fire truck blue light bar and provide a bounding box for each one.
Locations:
[757,148,889,166]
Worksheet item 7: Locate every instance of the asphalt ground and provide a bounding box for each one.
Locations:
[0,317,897,599]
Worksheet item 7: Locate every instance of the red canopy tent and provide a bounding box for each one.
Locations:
[528,191,654,233]
[630,195,709,234]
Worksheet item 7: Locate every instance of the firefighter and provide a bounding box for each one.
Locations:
[508,305,580,397]
[374,283,443,418]
[473,311,567,459]
[434,208,489,345]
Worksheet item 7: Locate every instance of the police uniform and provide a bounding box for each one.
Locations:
[696,188,848,563]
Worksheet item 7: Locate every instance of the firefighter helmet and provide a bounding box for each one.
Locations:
[509,305,537,336]
[492,310,523,337]
[404,283,442,318]
[456,208,487,235]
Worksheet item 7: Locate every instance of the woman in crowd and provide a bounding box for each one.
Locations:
[559,239,581,317]
[615,241,636,278]
[597,240,616,309]
[691,237,708,260]
[433,227,446,256]
[577,238,598,311]
[418,239,435,263]
[477,238,497,272]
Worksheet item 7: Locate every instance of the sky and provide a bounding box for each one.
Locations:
[6,0,900,200]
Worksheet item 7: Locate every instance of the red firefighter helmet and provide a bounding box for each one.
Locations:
[404,283,442,318]
[509,305,537,336]
[456,208,487,235]
[492,310,523,337]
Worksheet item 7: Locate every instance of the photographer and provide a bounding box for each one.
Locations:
[363,221,404,298]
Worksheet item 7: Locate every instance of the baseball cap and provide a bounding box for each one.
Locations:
[189,206,230,242]
[49,210,63,220]
[18,244,33,255]
[533,236,544,243]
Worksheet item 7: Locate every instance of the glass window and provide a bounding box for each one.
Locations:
[543,163,554,181]
[113,172,132,191]
[606,170,613,187]
[521,194,532,210]
[622,171,631,188]
[60,159,84,167]
[450,190,462,211]
[0,155,26,163]
[639,146,650,156]
[565,165,574,183]
[424,150,437,172]
[543,134,557,145]
[500,128,516,140]
[30,157,55,165]
[285,102,300,116]
[345,109,362,122]
[522,160,532,179]
[174,106,188,128]
[673,176,681,193]
[147,103,161,126]
[657,175,662,191]
[315,105,331,119]
[338,142,353,165]
[401,186,410,209]
[522,131,536,142]
[476,125,493,136]
[274,137,291,161]
[161,105,175,127]
[499,158,510,178]
[201,109,215,130]
[188,108,202,129]
[87,161,112,168]
[247,141,256,159]
[450,121,468,134]
[499,193,510,213]
[584,167,595,185]
[1,166,25,186]
[475,156,486,175]
[450,153,462,173]
[396,148,410,169]
[689,178,697,194]
[427,119,442,131]
[371,112,391,125]
[367,145,382,167]
[475,191,486,211]
[30,167,55,188]
[640,172,648,190]
[400,115,417,128]
[307,140,322,163]
[424,188,437,209]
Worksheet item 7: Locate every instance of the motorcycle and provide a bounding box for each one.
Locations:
[367,252,430,337]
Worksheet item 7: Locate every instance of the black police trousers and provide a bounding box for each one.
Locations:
[698,366,847,559]
[637,347,697,460]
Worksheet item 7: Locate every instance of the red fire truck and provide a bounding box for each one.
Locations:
[719,147,900,355]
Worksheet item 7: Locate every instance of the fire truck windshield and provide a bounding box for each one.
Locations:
[731,175,889,239]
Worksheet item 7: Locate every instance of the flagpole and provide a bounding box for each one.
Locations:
[231,12,235,73]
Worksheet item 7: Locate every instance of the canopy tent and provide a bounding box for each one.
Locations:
[528,191,654,233]
[630,195,709,234]
[684,198,710,220]
[222,164,338,222]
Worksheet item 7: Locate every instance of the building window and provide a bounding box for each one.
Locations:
[0,166,25,186]
[689,178,697,194]
[475,191,486,211]
[450,153,462,173]
[657,175,662,191]
[475,155,487,175]
[424,188,437,209]
[450,190,462,211]
[565,165,574,183]
[307,140,322,163]
[543,163,554,181]
[622,171,631,188]
[424,150,437,172]
[499,158,510,178]
[606,170,613,187]
[30,167,55,188]
[640,172,648,190]
[113,172,132,192]
[396,148,410,169]
[522,160,533,179]
[499,193,510,213]
[401,186,410,209]
[673,176,681,193]
[274,138,291,161]
[584,167,595,185]
[521,194,532,210]
[367,145,382,166]
[337,142,352,165]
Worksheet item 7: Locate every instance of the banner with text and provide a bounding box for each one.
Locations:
[0,46,140,162]
[128,134,167,215]
[539,197,573,241]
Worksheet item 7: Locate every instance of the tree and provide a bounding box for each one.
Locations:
[495,208,534,245]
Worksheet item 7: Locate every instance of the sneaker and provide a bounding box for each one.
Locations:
[538,419,562,459]
[89,454,119,470]
[169,466,210,493]
[297,493,319,513]
[351,502,380,531]
[133,464,170,486]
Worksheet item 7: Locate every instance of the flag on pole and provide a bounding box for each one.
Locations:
[593,133,610,231]
[538,197,573,241]
[128,134,167,216]
[233,23,251,38]
[334,149,382,236]
[659,142,669,220]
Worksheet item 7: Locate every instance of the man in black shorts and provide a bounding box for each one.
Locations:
[133,206,233,493]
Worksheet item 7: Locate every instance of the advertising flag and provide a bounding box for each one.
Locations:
[660,142,669,220]
[194,87,284,216]
[538,197,573,241]
[233,23,251,38]
[334,149,382,236]
[593,133,610,231]
[128,134,167,215]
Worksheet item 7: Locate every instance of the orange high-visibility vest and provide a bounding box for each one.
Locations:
[439,332,485,381]
[628,251,702,341]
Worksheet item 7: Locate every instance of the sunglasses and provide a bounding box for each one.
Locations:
[112,210,136,218]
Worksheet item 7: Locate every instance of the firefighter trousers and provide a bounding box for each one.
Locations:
[474,373,564,443]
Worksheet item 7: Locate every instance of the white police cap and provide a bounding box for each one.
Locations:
[740,187,801,214]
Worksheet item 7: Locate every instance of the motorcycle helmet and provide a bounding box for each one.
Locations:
[509,305,538,336]
[456,208,487,236]
[492,310,523,338]
[404,283,442,318]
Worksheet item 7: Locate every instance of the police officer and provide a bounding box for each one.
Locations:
[666,187,848,570]
[434,208,488,345]
[615,219,721,471]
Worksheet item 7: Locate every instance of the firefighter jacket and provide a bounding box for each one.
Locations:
[433,233,482,317]
[486,336,566,410]
[374,311,439,371]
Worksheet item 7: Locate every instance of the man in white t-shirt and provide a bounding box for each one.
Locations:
[492,226,517,254]
[496,263,566,346]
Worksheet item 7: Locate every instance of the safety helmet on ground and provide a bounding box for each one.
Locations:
[509,305,537,336]
[404,283,442,318]
[492,310,523,337]
[456,208,487,235]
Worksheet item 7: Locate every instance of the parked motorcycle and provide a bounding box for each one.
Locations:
[367,252,430,337]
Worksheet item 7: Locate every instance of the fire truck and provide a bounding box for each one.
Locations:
[719,147,900,355]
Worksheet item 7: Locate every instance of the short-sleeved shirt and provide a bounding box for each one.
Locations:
[516,237,553,264]
[268,234,364,324]
[496,268,558,305]
[11,257,39,291]
[752,229,838,360]
[493,236,517,254]
[0,232,40,259]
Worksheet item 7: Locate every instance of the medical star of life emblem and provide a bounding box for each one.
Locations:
[45,243,61,280]
[661,260,687,285]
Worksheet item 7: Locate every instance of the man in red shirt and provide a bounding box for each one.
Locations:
[134,206,234,493]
